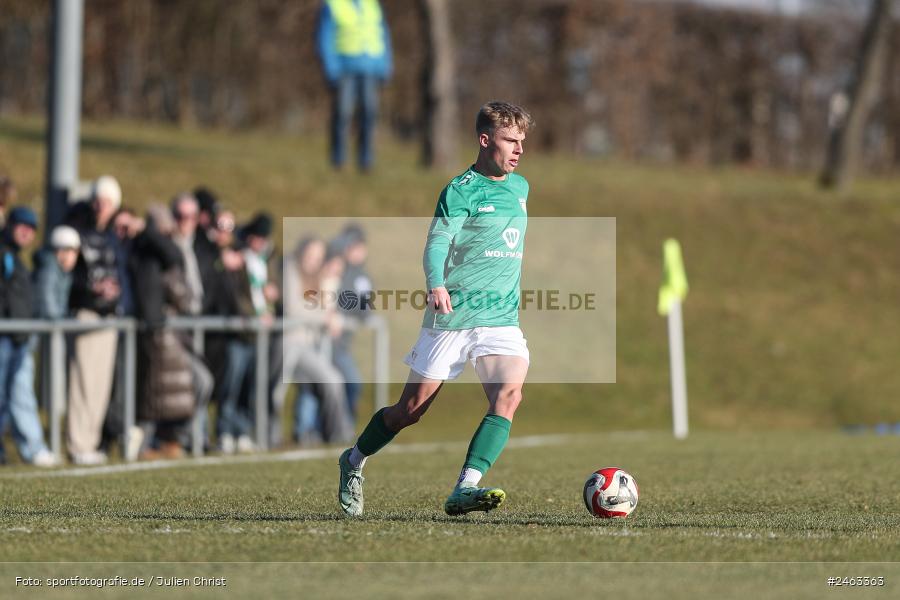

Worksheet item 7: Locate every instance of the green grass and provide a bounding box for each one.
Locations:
[2,431,900,596]
[4,431,898,562]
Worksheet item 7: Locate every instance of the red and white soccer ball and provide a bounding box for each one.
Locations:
[583,467,639,518]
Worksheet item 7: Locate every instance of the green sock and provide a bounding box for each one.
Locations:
[462,414,512,475]
[355,408,397,456]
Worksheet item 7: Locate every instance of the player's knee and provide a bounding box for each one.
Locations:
[398,395,431,427]
[408,398,431,419]
[493,387,523,415]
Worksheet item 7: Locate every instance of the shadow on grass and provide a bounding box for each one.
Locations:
[4,506,606,529]
[16,505,851,534]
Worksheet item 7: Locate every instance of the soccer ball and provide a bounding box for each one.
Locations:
[583,467,639,518]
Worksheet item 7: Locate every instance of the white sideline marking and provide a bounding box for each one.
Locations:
[0,432,646,480]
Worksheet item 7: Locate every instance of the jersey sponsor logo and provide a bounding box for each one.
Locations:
[484,249,523,259]
[477,205,496,213]
[502,227,521,249]
[458,172,475,185]
[518,198,527,212]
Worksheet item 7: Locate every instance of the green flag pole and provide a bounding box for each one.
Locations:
[659,239,689,439]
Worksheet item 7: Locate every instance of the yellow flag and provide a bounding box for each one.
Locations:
[658,238,688,316]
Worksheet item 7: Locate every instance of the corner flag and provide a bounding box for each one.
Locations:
[658,238,689,316]
[659,238,689,439]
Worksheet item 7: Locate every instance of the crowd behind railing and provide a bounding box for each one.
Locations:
[0,174,374,467]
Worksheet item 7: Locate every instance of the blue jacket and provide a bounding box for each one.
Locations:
[316,0,393,84]
[33,248,73,320]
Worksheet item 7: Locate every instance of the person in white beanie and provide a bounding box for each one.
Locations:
[92,176,122,215]
[66,176,124,465]
[1,225,83,468]
[35,225,80,320]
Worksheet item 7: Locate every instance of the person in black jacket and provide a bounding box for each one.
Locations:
[130,205,211,460]
[190,189,238,452]
[0,206,38,465]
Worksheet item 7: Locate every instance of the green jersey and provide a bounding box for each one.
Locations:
[422,166,529,330]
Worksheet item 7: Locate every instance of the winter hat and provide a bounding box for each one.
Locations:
[194,186,220,216]
[242,212,273,238]
[341,223,366,246]
[49,225,81,249]
[7,205,38,229]
[92,175,122,209]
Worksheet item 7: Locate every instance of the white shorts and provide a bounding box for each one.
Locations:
[403,326,529,381]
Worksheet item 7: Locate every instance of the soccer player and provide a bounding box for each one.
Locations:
[338,101,533,516]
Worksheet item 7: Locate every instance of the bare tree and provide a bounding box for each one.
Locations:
[820,0,895,190]
[420,0,458,170]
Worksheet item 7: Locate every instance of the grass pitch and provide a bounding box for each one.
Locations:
[2,431,900,597]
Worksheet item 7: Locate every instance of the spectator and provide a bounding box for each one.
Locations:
[232,212,283,450]
[191,188,235,319]
[214,209,256,454]
[285,237,331,443]
[104,206,145,449]
[332,224,371,419]
[131,205,210,460]
[193,186,220,234]
[34,226,80,320]
[14,225,84,468]
[0,176,16,229]
[109,206,140,317]
[281,236,354,444]
[170,193,204,315]
[111,207,145,247]
[169,193,215,450]
[188,189,234,451]
[0,206,57,466]
[293,226,370,442]
[237,212,281,320]
[192,188,229,319]
[66,175,123,465]
[317,0,392,171]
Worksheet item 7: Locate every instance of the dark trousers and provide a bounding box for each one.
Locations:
[330,73,379,169]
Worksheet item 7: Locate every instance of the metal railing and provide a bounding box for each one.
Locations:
[0,315,389,462]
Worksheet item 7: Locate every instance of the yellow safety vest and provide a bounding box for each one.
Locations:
[327,0,385,57]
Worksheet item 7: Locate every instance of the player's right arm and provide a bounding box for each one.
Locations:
[423,185,469,314]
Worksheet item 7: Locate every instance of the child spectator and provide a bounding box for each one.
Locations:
[17,225,84,467]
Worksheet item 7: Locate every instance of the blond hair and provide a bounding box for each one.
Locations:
[475,101,534,136]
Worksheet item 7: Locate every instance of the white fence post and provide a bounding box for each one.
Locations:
[123,320,137,461]
[49,326,66,461]
[254,322,270,451]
